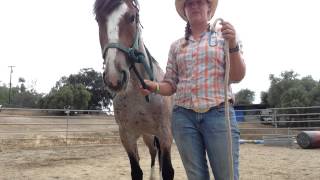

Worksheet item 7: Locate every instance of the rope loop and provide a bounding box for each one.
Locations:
[128,48,145,64]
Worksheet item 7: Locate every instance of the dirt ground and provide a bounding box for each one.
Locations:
[1,143,320,180]
[1,114,320,180]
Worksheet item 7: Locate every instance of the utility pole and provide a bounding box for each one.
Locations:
[8,66,15,105]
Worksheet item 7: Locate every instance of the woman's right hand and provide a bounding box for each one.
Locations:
[139,79,157,96]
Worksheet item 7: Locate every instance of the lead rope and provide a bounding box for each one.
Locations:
[211,18,234,180]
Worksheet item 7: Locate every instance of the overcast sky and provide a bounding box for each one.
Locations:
[1,0,319,103]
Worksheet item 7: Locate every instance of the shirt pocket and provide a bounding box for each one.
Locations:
[176,48,193,76]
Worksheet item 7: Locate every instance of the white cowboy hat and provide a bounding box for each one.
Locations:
[175,0,218,21]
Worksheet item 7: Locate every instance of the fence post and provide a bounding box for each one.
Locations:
[65,109,70,146]
[272,109,278,135]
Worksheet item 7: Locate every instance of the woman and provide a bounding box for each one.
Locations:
[141,0,246,179]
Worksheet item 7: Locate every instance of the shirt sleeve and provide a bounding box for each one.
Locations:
[163,41,179,93]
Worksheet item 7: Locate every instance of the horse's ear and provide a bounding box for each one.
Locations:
[132,0,140,10]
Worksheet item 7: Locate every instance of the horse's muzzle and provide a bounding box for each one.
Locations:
[103,71,128,92]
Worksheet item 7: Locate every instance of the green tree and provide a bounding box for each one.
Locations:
[11,90,42,108]
[234,89,255,105]
[309,84,320,106]
[56,68,112,110]
[260,91,269,106]
[268,71,300,107]
[72,84,91,109]
[300,76,317,92]
[0,78,43,108]
[41,84,91,110]
[18,77,26,93]
[280,86,308,107]
[266,70,319,108]
[0,85,9,105]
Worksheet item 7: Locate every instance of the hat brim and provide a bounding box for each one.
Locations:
[175,0,218,21]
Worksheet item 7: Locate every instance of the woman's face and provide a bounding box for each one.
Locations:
[184,0,209,24]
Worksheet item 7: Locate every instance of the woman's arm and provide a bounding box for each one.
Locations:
[221,21,246,83]
[140,80,175,96]
[229,47,246,82]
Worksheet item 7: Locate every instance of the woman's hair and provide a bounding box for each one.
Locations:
[184,22,192,42]
[182,22,210,47]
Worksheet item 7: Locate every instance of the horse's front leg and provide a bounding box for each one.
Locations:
[158,135,174,180]
[119,130,142,180]
[142,135,158,180]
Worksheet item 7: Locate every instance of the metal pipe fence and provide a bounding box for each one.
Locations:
[0,106,320,148]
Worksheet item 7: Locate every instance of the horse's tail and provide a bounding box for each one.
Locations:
[154,136,161,171]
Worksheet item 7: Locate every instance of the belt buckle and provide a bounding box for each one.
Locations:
[192,108,210,113]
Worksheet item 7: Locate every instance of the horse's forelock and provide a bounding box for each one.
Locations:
[94,0,124,22]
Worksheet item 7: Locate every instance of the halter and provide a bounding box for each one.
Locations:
[101,0,154,102]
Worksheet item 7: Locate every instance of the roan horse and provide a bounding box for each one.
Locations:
[94,0,174,179]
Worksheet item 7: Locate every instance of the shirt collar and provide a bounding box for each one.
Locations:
[188,31,210,42]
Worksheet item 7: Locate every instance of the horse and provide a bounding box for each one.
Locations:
[94,0,174,179]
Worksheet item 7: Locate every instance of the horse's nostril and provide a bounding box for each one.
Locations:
[117,71,127,87]
[122,71,127,83]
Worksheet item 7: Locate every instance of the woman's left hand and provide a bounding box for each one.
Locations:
[220,21,237,48]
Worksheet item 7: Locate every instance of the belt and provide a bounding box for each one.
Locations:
[192,108,211,113]
[192,100,233,113]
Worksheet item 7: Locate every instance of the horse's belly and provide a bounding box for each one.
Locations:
[116,116,160,135]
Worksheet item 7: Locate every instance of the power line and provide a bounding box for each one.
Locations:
[8,66,15,105]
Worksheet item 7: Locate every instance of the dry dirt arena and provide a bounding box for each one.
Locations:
[1,143,320,180]
[1,114,320,180]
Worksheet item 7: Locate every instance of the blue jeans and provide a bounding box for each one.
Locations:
[172,105,240,180]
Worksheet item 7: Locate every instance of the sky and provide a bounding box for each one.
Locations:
[0,0,320,103]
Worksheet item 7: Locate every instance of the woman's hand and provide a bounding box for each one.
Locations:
[139,79,157,96]
[220,21,237,48]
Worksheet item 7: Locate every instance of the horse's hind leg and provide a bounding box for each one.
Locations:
[143,135,158,167]
[143,135,158,180]
[120,132,142,180]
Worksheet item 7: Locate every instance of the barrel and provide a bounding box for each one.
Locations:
[296,131,320,149]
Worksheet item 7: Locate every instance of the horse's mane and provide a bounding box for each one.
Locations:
[144,46,159,66]
[94,0,122,22]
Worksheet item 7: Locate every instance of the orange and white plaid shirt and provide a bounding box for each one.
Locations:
[163,30,241,110]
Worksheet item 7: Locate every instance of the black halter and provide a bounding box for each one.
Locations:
[102,0,154,102]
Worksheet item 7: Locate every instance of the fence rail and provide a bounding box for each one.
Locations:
[1,106,320,148]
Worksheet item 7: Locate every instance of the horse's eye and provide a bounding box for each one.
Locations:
[129,15,135,23]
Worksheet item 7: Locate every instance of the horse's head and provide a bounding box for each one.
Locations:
[94,0,140,93]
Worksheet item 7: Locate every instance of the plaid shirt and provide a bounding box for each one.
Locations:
[163,30,239,110]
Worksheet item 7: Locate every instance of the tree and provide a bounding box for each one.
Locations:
[0,78,43,108]
[18,77,26,93]
[234,89,255,105]
[280,86,308,107]
[260,91,269,106]
[41,84,91,110]
[266,70,319,108]
[58,68,112,110]
[309,84,320,106]
[0,85,9,105]
[11,90,42,108]
[268,71,301,107]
